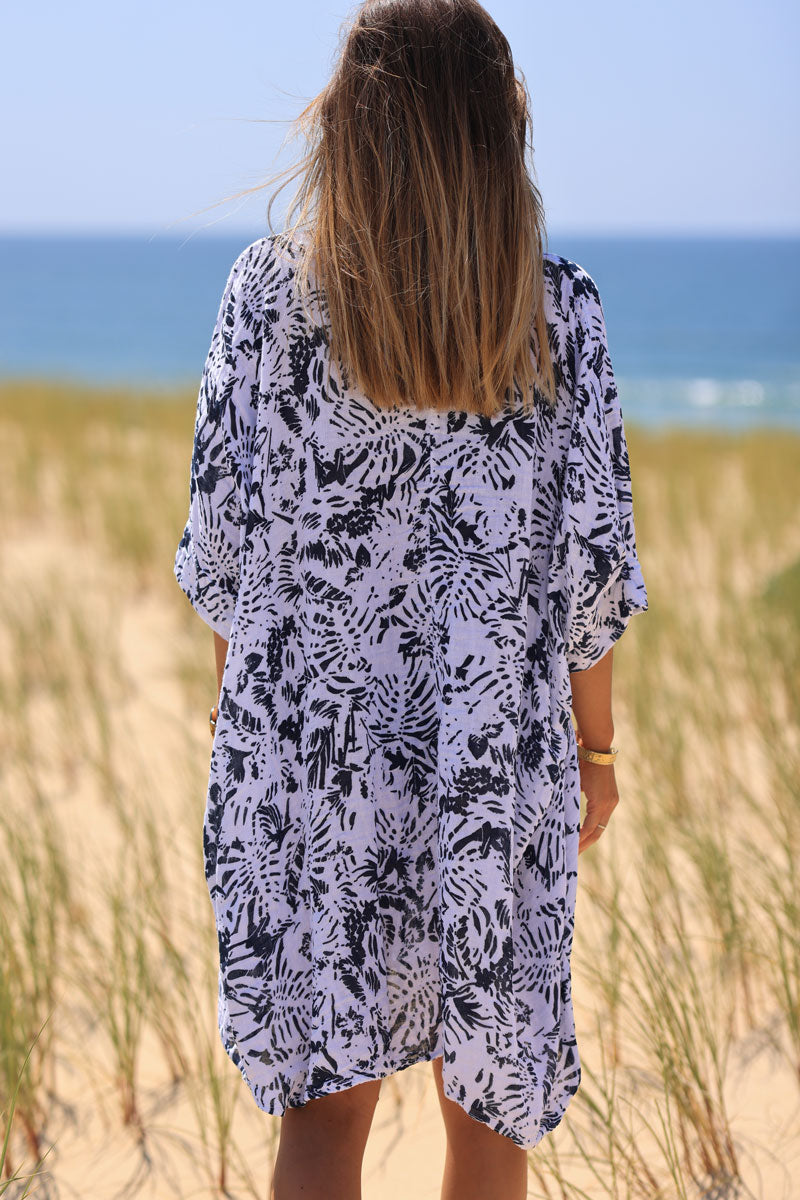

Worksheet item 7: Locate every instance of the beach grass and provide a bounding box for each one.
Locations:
[0,378,798,1198]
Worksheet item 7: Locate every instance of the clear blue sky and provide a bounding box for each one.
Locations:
[4,0,798,236]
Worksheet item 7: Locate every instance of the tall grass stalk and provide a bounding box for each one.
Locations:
[75,854,151,1131]
[0,1023,53,1195]
[0,806,69,1172]
[603,883,741,1193]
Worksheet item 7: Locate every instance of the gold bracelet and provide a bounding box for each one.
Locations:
[576,743,618,765]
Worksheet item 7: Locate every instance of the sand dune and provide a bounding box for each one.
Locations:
[2,382,799,1198]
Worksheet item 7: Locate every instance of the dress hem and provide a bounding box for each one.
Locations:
[225,1032,577,1151]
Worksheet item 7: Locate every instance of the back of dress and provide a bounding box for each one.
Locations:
[174,231,648,1149]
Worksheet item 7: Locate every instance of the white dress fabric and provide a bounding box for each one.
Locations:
[173,231,648,1149]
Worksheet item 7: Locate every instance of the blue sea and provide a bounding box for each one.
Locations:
[1,232,798,431]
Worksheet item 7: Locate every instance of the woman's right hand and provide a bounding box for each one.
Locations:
[576,732,619,854]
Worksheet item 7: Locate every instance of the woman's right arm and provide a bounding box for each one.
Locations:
[570,646,620,854]
[570,647,614,752]
[546,265,649,850]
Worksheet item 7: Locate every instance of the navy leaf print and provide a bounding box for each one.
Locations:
[173,231,648,1148]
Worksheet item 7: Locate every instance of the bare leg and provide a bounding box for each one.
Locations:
[268,1078,382,1200]
[432,1055,528,1200]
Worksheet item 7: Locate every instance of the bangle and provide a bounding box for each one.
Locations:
[577,742,618,765]
[209,705,219,735]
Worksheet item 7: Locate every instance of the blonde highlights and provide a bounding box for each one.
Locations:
[235,0,557,416]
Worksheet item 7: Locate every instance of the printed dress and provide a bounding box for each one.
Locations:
[173,231,649,1149]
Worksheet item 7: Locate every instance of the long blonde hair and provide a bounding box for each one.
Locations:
[222,0,557,416]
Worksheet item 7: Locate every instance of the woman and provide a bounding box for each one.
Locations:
[174,1,649,1197]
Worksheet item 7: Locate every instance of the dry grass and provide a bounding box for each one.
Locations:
[0,379,798,1198]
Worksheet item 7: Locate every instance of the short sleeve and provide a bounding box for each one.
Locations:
[547,271,649,673]
[173,247,258,640]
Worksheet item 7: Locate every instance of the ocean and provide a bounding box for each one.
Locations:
[1,232,798,431]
